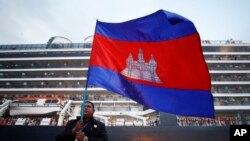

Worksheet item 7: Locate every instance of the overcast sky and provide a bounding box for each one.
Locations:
[0,0,249,44]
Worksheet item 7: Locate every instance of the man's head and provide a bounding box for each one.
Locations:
[84,101,95,119]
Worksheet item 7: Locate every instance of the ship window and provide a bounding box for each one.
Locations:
[6,82,11,86]
[247,75,250,79]
[52,100,58,103]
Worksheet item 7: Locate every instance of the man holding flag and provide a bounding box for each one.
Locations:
[56,101,108,141]
[56,8,214,141]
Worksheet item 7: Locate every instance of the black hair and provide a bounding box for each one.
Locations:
[85,100,95,109]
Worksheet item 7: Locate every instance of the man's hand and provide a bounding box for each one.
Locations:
[76,131,85,141]
[72,120,83,135]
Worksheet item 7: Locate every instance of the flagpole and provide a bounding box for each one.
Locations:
[80,84,88,120]
[80,35,94,120]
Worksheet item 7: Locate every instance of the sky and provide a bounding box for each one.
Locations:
[0,0,249,44]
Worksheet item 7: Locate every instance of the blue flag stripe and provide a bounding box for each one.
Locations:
[95,10,197,42]
[87,66,214,118]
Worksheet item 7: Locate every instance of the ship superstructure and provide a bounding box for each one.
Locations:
[0,39,249,126]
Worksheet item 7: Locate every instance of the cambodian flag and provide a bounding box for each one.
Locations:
[87,10,214,118]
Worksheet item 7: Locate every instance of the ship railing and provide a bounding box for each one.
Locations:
[201,40,244,45]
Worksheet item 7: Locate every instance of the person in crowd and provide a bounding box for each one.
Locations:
[56,101,108,141]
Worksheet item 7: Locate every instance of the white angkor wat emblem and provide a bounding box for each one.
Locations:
[121,48,162,83]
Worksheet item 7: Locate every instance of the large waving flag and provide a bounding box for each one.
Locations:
[87,10,214,118]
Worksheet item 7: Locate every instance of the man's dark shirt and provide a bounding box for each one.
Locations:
[56,118,108,141]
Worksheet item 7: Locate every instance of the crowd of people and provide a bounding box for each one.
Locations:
[0,116,58,126]
[212,86,250,93]
[176,116,241,126]
[208,63,248,70]
[205,55,249,61]
[211,74,250,81]
[213,97,250,106]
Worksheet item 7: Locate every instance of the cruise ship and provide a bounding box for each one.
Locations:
[0,37,249,126]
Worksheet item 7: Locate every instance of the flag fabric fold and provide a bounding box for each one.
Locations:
[87,9,214,118]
